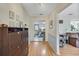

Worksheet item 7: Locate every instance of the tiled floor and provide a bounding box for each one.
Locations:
[28,41,54,56]
[60,44,79,56]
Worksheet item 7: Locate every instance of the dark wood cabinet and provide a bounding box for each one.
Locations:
[67,33,79,47]
[0,24,9,56]
[69,37,77,47]
[0,24,28,56]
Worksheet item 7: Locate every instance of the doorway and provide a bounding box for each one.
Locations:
[34,20,46,41]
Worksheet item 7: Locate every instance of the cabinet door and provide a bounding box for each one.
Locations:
[21,32,25,54]
[9,33,17,56]
[8,30,28,56]
[9,32,21,56]
[21,31,28,56]
[2,27,9,56]
[15,32,22,56]
[69,38,76,47]
[0,28,2,55]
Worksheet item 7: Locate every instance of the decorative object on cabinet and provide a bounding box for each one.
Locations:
[9,21,15,27]
[23,24,27,28]
[15,21,19,27]
[18,21,23,28]
[24,24,27,27]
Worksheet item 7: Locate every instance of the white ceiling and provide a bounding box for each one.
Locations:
[22,3,57,16]
[58,3,79,19]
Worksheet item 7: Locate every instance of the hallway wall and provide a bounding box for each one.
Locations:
[0,3,30,27]
[47,3,71,55]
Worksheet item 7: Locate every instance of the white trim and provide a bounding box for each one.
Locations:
[56,15,60,55]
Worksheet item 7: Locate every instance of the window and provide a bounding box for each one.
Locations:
[71,21,79,31]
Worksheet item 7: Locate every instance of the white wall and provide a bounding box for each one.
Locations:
[48,13,59,55]
[0,3,30,27]
[0,4,9,24]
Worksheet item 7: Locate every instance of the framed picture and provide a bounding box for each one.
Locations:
[16,14,19,21]
[59,20,63,24]
[49,20,53,29]
[34,24,39,31]
[9,10,15,20]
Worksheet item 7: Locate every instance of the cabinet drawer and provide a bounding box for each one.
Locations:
[69,38,76,47]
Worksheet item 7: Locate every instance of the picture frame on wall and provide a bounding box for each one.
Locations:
[9,10,15,20]
[49,20,53,29]
[34,24,39,31]
[16,14,19,21]
[59,20,63,24]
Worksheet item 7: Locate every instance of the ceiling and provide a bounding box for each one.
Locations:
[58,3,79,19]
[22,3,57,17]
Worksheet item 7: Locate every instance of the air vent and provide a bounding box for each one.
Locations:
[40,13,43,15]
[68,13,72,15]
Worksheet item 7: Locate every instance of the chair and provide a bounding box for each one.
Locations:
[59,34,66,47]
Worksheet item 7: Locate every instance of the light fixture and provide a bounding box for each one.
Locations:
[38,3,45,11]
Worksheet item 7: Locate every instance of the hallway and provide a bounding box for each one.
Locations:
[28,41,55,56]
[0,3,75,56]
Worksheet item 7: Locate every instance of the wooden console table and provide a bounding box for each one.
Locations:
[66,32,79,47]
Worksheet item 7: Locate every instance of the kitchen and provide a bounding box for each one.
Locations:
[58,3,79,55]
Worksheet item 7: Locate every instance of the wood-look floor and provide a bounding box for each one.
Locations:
[60,44,79,56]
[28,41,55,56]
